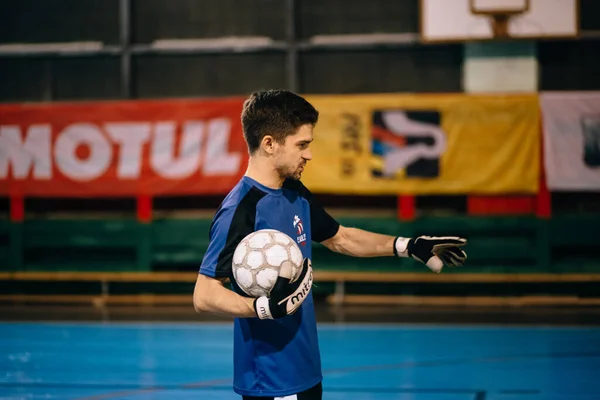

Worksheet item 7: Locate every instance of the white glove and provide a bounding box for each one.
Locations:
[394,236,467,273]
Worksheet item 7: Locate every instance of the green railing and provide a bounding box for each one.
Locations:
[1,215,599,273]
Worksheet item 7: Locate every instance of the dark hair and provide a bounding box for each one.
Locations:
[241,90,319,153]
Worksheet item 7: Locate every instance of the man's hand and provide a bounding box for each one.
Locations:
[394,236,467,273]
[253,258,313,320]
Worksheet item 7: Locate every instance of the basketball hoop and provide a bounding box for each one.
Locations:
[420,0,578,43]
[470,0,529,39]
[488,12,515,39]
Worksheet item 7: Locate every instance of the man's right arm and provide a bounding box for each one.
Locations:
[194,199,314,320]
[193,274,256,318]
[194,258,314,320]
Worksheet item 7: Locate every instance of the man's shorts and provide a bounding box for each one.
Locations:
[242,382,322,400]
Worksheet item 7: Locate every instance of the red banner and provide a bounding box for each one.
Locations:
[0,98,248,197]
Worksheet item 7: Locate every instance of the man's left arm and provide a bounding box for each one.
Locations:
[295,180,467,273]
[321,226,467,273]
[320,226,395,257]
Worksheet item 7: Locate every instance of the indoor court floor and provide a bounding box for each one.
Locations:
[2,307,600,400]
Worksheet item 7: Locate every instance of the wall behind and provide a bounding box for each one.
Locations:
[2,0,599,102]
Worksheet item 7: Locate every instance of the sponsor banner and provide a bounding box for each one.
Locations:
[0,98,248,197]
[540,92,600,191]
[302,94,540,194]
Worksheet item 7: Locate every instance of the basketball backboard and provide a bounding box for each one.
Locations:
[420,0,579,43]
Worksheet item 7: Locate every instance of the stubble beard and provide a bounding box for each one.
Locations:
[276,163,303,181]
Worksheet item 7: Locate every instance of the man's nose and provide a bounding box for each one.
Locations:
[303,148,312,161]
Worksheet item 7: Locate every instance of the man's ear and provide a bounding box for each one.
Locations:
[261,135,276,155]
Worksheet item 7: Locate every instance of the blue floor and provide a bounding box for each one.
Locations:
[1,322,600,400]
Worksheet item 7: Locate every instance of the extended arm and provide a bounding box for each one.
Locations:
[320,226,395,257]
[321,226,467,273]
[292,180,467,273]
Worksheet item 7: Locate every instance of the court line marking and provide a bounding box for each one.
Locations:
[3,323,598,399]
[73,379,231,400]
[3,321,600,330]
[319,351,600,375]
[39,351,597,399]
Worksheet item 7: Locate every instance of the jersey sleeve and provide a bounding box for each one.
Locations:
[199,187,266,278]
[310,195,340,243]
[285,179,340,243]
[199,206,236,278]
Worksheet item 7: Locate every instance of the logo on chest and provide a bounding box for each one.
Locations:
[293,215,307,246]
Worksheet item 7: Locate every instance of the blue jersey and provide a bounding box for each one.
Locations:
[199,176,340,397]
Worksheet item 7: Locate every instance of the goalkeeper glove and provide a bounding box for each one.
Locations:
[394,236,467,273]
[253,258,313,320]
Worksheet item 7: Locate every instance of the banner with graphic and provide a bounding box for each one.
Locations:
[1,94,540,197]
[541,92,600,191]
[302,94,540,194]
[0,98,248,197]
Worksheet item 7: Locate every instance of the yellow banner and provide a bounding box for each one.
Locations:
[303,94,540,194]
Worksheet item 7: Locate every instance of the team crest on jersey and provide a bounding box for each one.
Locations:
[293,215,307,246]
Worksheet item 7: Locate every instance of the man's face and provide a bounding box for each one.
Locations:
[273,124,314,180]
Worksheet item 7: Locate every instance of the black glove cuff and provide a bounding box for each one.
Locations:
[393,237,399,257]
[406,238,415,258]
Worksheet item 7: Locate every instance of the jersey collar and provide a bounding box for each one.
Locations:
[242,176,283,195]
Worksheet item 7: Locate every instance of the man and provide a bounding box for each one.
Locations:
[193,90,467,400]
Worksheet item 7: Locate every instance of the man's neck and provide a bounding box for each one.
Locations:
[245,157,283,190]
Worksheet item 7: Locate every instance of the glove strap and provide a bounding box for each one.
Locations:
[393,237,411,258]
[254,297,273,320]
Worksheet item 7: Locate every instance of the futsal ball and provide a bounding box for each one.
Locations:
[232,229,304,298]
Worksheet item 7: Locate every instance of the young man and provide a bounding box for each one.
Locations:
[193,90,467,400]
